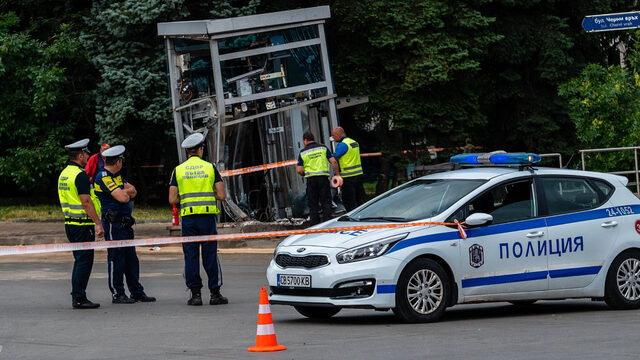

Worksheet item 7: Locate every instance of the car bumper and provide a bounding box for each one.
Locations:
[266,250,402,309]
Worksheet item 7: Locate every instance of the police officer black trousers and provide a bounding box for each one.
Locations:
[104,221,145,298]
[341,175,363,212]
[181,215,222,292]
[306,176,332,226]
[65,225,95,301]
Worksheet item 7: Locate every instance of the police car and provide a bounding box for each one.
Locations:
[267,151,640,322]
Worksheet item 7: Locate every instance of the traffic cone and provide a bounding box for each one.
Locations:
[247,287,286,352]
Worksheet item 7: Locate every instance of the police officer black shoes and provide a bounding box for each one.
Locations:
[72,298,100,309]
[187,289,203,306]
[131,293,156,302]
[209,290,228,305]
[112,293,136,304]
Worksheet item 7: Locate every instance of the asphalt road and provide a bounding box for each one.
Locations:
[1,249,640,360]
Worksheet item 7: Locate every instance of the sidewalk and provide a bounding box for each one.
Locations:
[0,219,304,251]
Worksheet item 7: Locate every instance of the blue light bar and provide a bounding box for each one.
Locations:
[450,152,541,165]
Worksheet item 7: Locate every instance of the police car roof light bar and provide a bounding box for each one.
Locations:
[450,151,541,166]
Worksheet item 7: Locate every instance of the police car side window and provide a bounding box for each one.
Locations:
[541,177,599,215]
[592,179,614,197]
[447,180,536,225]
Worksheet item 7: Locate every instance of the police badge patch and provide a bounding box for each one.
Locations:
[469,244,484,268]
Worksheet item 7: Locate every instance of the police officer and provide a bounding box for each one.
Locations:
[58,139,104,309]
[297,132,340,225]
[169,133,228,306]
[331,127,363,212]
[94,145,156,304]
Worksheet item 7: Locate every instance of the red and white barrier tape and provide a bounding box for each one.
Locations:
[219,152,382,178]
[0,221,466,256]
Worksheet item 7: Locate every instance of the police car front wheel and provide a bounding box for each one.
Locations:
[294,306,341,319]
[605,250,640,310]
[393,258,450,323]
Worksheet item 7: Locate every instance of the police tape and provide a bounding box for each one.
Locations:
[219,152,382,178]
[0,220,467,257]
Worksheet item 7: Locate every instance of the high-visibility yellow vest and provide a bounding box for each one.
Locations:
[338,137,363,178]
[57,164,98,226]
[175,156,219,216]
[300,145,330,178]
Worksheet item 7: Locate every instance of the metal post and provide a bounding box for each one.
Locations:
[635,148,639,195]
[166,38,185,163]
[317,23,338,130]
[581,151,585,171]
[209,39,226,167]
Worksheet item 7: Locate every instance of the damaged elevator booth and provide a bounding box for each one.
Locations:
[158,6,339,221]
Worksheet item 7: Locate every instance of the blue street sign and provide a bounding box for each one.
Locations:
[583,11,640,32]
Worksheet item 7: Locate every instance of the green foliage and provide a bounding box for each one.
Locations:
[559,33,640,172]
[333,0,500,150]
[0,12,82,192]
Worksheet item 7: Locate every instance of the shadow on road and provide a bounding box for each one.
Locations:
[280,300,613,326]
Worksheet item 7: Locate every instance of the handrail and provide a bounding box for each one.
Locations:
[579,146,640,195]
[539,153,563,168]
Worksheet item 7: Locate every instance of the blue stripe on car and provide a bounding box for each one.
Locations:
[377,285,396,294]
[387,205,640,255]
[548,265,602,278]
[381,265,603,292]
[461,270,548,288]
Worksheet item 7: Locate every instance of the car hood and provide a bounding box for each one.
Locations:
[279,219,433,249]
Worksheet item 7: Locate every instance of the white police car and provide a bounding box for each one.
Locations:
[267,152,640,322]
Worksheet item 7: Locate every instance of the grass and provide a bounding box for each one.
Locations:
[0,204,172,221]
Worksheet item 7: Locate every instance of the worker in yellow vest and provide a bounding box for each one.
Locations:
[297,132,340,226]
[58,138,103,309]
[331,127,364,212]
[169,133,228,306]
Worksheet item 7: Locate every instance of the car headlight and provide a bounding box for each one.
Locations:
[336,233,408,264]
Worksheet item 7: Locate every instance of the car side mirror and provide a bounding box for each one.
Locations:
[465,212,493,227]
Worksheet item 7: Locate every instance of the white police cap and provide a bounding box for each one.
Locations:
[65,138,90,153]
[181,133,205,149]
[102,145,125,158]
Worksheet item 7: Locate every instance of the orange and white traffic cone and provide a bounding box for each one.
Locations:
[248,287,286,352]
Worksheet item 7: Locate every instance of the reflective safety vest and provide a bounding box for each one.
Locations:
[58,165,99,226]
[338,137,363,178]
[300,145,330,178]
[175,156,220,216]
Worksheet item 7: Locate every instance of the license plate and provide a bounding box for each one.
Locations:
[277,274,311,288]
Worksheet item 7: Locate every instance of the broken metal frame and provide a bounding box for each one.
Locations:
[159,6,338,220]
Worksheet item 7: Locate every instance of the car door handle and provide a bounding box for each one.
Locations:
[526,231,544,238]
[601,221,618,228]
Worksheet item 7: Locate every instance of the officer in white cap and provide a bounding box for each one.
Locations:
[169,133,228,306]
[94,145,156,304]
[58,138,103,309]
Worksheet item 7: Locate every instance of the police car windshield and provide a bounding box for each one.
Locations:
[348,179,485,222]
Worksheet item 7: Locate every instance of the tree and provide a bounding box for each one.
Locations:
[81,0,261,203]
[559,32,640,172]
[330,0,501,192]
[0,12,89,194]
[478,0,635,156]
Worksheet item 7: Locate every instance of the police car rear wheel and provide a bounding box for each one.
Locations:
[393,258,450,323]
[605,250,640,310]
[294,306,341,319]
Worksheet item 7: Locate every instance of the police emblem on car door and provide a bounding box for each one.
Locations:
[469,244,484,268]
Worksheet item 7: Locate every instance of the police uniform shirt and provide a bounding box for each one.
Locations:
[297,142,333,167]
[169,161,223,187]
[94,169,132,215]
[68,161,91,197]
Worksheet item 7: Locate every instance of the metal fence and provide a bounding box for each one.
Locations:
[579,146,640,195]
